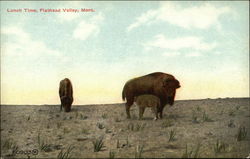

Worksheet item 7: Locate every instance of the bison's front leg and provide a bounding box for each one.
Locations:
[60,98,63,111]
[159,111,163,119]
[158,106,164,119]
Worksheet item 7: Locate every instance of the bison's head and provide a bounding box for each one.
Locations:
[61,96,72,112]
[163,78,180,105]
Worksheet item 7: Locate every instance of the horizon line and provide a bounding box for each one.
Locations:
[1,97,249,106]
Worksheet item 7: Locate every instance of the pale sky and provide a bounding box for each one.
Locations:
[1,1,249,105]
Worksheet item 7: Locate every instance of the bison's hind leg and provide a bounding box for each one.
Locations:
[126,105,132,119]
[125,96,134,119]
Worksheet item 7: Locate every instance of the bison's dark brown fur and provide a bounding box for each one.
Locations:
[122,72,180,119]
[59,78,73,112]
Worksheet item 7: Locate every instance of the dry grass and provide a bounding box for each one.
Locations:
[102,113,108,119]
[92,136,105,152]
[127,123,146,131]
[182,143,201,158]
[97,122,105,129]
[109,150,116,159]
[1,98,249,158]
[134,144,144,158]
[202,111,214,122]
[213,139,227,154]
[168,129,177,142]
[57,145,74,159]
[236,126,247,141]
[162,119,174,128]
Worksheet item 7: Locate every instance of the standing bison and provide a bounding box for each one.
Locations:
[59,78,73,112]
[122,72,180,119]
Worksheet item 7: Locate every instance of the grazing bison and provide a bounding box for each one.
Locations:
[135,94,161,120]
[122,72,180,119]
[59,78,73,112]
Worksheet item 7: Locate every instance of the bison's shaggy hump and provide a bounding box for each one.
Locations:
[122,72,180,119]
[143,72,175,78]
[59,78,73,112]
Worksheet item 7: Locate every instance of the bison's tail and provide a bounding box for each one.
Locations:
[122,85,126,101]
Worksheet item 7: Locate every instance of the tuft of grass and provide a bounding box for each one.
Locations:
[182,144,192,158]
[2,138,14,150]
[126,136,130,147]
[97,122,105,129]
[63,128,70,134]
[109,150,116,159]
[127,123,146,131]
[114,117,121,122]
[92,136,104,152]
[236,126,247,141]
[47,123,50,129]
[182,143,201,158]
[116,137,130,148]
[196,106,202,112]
[192,110,199,123]
[37,133,41,145]
[120,112,124,117]
[40,144,53,152]
[162,119,174,128]
[11,145,19,155]
[37,133,53,152]
[82,128,89,134]
[116,139,120,148]
[228,120,235,128]
[193,143,201,158]
[135,123,146,131]
[219,108,224,115]
[214,139,227,154]
[57,122,62,129]
[75,111,79,119]
[105,128,112,133]
[202,111,213,122]
[57,145,74,159]
[102,113,108,119]
[235,105,240,110]
[167,113,179,120]
[168,129,177,142]
[2,139,19,157]
[80,114,88,120]
[135,144,144,158]
[127,123,134,131]
[229,110,236,116]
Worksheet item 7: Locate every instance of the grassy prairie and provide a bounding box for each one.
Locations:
[1,98,249,158]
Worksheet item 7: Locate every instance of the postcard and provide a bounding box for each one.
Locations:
[1,1,249,158]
